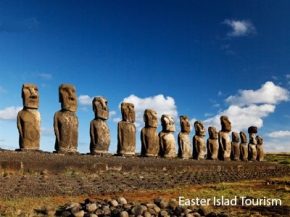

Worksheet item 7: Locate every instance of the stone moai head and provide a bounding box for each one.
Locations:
[256,135,263,145]
[208,127,218,139]
[232,132,240,143]
[92,96,109,120]
[59,84,77,112]
[248,126,258,134]
[194,121,206,137]
[220,115,231,132]
[22,83,39,109]
[240,131,247,143]
[121,102,135,123]
[161,114,175,132]
[180,116,190,133]
[143,109,158,128]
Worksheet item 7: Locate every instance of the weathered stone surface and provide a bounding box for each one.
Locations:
[256,135,265,161]
[178,116,192,159]
[248,126,258,161]
[141,109,159,157]
[207,127,219,160]
[231,132,240,161]
[193,121,206,160]
[90,97,110,155]
[17,84,40,151]
[54,84,78,153]
[218,116,232,161]
[117,102,136,156]
[240,131,248,161]
[159,114,176,158]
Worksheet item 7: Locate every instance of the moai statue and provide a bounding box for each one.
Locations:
[231,132,240,161]
[248,126,258,161]
[178,116,192,159]
[159,114,176,158]
[256,135,265,161]
[117,102,136,156]
[218,116,232,161]
[192,121,206,160]
[141,109,159,157]
[90,97,110,155]
[54,84,78,153]
[240,131,248,161]
[207,126,219,160]
[17,84,40,151]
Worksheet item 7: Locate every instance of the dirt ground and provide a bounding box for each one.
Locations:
[0,151,289,216]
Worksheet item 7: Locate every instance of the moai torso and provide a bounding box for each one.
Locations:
[54,84,78,153]
[192,121,206,160]
[207,127,219,160]
[218,116,232,161]
[240,131,248,161]
[256,135,264,161]
[231,132,240,161]
[141,109,159,157]
[159,114,176,158]
[178,116,191,159]
[17,84,40,151]
[117,102,136,156]
[90,97,110,155]
[248,126,258,161]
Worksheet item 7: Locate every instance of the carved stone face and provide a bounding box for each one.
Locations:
[248,126,258,134]
[92,97,109,120]
[180,116,190,133]
[144,109,158,128]
[194,121,206,137]
[256,135,263,145]
[22,84,39,109]
[59,84,77,112]
[220,116,231,132]
[161,114,175,132]
[208,126,218,139]
[121,102,135,123]
[232,132,240,143]
[240,131,247,143]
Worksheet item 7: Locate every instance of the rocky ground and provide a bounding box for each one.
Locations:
[0,151,289,216]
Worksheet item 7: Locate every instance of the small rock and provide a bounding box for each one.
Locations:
[131,205,146,215]
[110,199,119,207]
[159,210,168,217]
[118,197,128,205]
[206,212,217,217]
[120,211,129,217]
[89,214,98,217]
[192,212,201,217]
[168,199,178,209]
[186,214,194,217]
[153,206,161,213]
[72,210,85,217]
[144,211,152,217]
[159,200,168,209]
[86,203,97,213]
[102,206,111,215]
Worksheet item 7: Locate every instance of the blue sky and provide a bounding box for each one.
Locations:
[0,0,290,153]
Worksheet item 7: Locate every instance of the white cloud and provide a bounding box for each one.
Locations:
[109,111,116,118]
[121,94,178,130]
[265,139,290,153]
[41,127,54,137]
[203,82,288,133]
[37,73,52,80]
[223,19,256,37]
[0,106,22,120]
[204,104,275,132]
[268,130,290,138]
[78,95,94,106]
[226,81,289,106]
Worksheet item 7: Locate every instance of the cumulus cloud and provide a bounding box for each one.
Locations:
[0,106,22,120]
[223,19,256,37]
[78,95,94,106]
[268,130,290,138]
[203,82,288,132]
[120,94,178,130]
[226,81,289,106]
